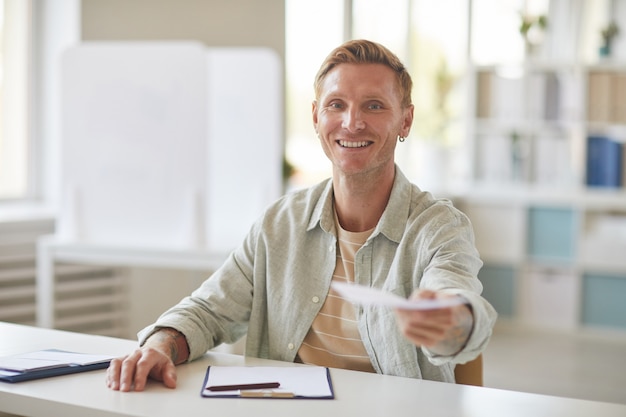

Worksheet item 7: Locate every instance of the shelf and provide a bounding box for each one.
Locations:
[469,63,626,190]
[453,185,626,208]
[459,193,626,332]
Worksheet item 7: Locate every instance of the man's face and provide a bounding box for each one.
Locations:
[312,63,413,177]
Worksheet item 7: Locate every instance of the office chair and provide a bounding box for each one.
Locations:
[454,353,483,386]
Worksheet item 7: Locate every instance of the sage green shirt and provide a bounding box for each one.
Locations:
[139,167,497,382]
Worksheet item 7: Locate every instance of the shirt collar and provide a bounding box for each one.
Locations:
[376,167,413,243]
[307,166,414,243]
[307,178,335,234]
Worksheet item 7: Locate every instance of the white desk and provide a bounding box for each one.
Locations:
[36,236,229,328]
[1,323,626,417]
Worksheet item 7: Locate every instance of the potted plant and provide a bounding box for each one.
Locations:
[519,13,548,56]
[599,22,619,57]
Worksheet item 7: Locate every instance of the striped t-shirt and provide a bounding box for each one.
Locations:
[296,215,376,373]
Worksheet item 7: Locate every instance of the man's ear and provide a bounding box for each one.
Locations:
[312,100,319,132]
[401,104,414,137]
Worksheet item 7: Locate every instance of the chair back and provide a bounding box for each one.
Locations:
[454,354,483,386]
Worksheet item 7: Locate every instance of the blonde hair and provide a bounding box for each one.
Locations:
[314,39,413,107]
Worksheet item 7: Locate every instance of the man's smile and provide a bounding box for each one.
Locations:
[337,140,372,148]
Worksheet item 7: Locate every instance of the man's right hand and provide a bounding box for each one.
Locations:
[106,346,177,391]
[105,328,189,392]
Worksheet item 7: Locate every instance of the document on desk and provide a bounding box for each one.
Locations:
[201,366,334,399]
[0,349,113,383]
[331,282,465,310]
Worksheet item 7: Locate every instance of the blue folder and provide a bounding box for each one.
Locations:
[586,135,623,188]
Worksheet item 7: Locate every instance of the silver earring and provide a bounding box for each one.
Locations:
[399,136,406,142]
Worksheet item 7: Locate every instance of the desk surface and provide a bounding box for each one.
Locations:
[1,323,625,417]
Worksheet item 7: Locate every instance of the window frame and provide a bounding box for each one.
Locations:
[0,0,34,202]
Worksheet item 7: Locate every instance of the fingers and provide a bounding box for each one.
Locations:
[408,288,437,301]
[106,356,125,391]
[107,349,141,392]
[127,349,148,391]
[160,361,178,389]
[396,288,460,347]
[395,308,454,347]
[396,295,474,356]
[105,347,177,392]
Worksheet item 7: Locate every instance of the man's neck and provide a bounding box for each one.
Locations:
[332,165,395,232]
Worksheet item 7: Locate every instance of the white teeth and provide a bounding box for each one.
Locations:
[339,140,369,148]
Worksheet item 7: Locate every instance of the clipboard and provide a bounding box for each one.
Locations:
[201,365,334,399]
[0,349,113,383]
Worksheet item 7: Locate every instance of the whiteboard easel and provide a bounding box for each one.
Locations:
[58,42,282,252]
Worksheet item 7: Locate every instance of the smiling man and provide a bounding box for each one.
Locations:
[106,39,496,392]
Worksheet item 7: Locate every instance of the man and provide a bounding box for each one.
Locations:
[106,39,496,392]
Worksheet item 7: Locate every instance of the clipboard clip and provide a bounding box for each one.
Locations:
[240,390,295,398]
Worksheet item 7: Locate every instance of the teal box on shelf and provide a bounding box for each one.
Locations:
[582,273,626,330]
[527,207,576,262]
[478,264,516,317]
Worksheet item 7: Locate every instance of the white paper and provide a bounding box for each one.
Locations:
[203,366,332,398]
[0,349,113,372]
[331,282,465,310]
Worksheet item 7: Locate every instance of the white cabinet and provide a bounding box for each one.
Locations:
[457,191,626,332]
[462,202,526,264]
[518,267,580,330]
[579,209,626,272]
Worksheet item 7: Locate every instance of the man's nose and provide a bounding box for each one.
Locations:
[342,107,365,131]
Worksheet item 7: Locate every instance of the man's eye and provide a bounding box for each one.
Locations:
[369,103,382,110]
[329,102,343,109]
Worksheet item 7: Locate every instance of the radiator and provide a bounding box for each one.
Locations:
[0,218,128,337]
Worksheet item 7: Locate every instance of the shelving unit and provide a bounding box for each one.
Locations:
[456,1,626,333]
[468,59,626,189]
[468,61,586,188]
[456,190,626,332]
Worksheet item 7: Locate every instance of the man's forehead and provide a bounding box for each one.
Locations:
[320,63,401,98]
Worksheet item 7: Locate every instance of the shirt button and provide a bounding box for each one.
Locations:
[312,296,320,303]
[328,245,334,252]
[288,343,295,350]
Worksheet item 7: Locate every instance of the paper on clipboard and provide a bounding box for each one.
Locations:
[201,366,334,399]
[331,282,465,310]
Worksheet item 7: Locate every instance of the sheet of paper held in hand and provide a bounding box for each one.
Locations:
[331,282,465,310]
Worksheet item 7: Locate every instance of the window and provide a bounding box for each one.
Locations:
[284,0,344,188]
[0,0,32,200]
[405,0,470,186]
[352,0,410,61]
[285,0,471,189]
[471,0,550,65]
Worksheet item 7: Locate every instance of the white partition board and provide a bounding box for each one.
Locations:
[59,42,282,251]
[205,48,282,251]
